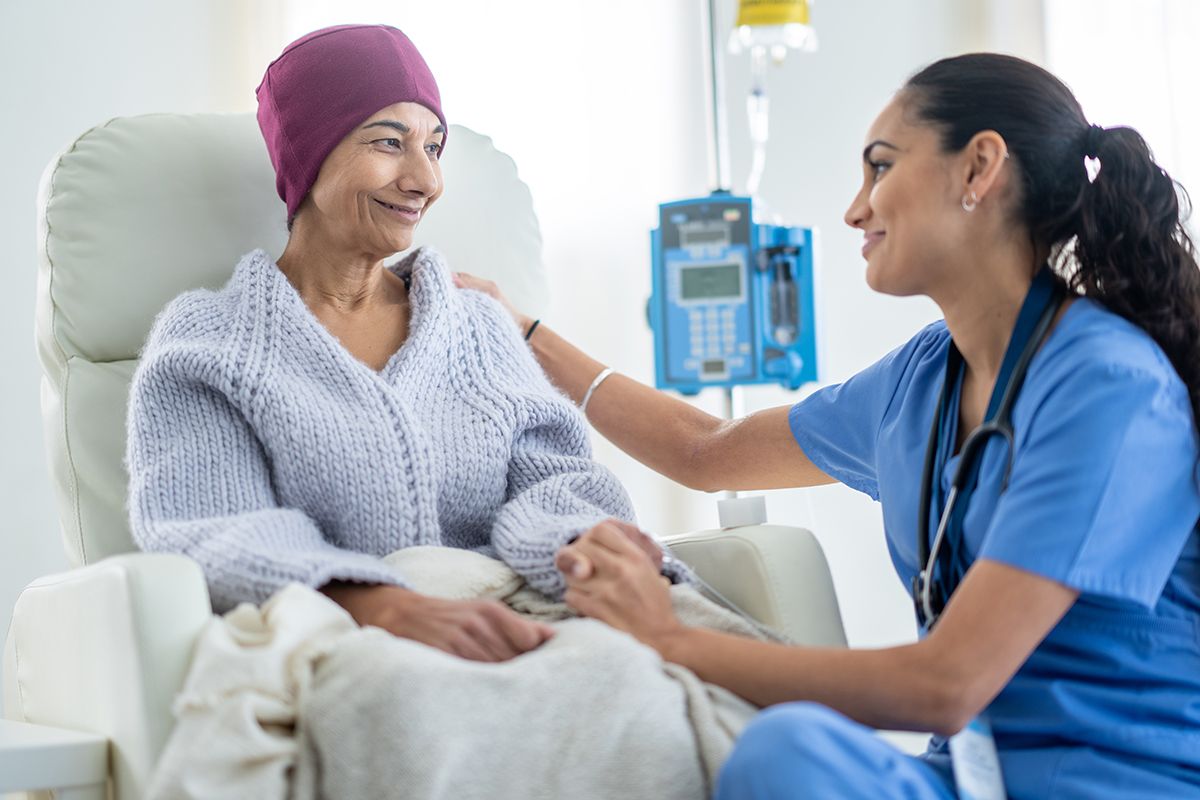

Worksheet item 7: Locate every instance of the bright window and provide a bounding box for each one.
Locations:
[1045,0,1200,237]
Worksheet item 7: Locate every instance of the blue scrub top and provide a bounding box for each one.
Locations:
[789,297,1200,784]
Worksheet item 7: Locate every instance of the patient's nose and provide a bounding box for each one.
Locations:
[398,149,440,199]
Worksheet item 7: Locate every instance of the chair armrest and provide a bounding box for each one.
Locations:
[661,525,847,647]
[3,552,211,800]
[0,719,108,798]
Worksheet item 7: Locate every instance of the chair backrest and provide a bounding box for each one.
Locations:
[35,113,549,567]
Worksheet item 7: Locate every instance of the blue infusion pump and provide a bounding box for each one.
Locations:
[650,192,818,394]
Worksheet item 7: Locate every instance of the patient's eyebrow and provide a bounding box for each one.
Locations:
[862,140,900,161]
[363,120,447,136]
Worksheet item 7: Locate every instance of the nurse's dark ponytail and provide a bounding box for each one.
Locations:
[904,53,1200,430]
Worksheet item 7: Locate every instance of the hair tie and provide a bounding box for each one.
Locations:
[1082,124,1106,158]
[1082,124,1105,183]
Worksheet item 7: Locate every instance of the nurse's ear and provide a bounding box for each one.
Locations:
[958,130,1012,211]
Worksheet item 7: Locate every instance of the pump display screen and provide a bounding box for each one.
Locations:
[680,263,741,300]
[680,225,730,247]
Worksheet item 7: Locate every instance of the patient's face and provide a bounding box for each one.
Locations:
[303,101,446,256]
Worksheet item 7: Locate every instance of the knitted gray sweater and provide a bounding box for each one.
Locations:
[125,247,635,613]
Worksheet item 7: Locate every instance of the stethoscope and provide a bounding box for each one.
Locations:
[913,267,1067,630]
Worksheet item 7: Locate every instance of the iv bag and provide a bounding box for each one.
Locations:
[730,0,818,61]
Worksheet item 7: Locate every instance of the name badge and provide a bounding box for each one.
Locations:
[949,715,1006,800]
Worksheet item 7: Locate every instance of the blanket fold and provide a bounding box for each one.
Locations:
[148,547,778,800]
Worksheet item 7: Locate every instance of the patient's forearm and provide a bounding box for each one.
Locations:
[527,323,722,490]
[658,629,965,736]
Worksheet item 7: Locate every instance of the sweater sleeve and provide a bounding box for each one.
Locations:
[462,291,689,599]
[125,344,408,613]
[488,401,638,599]
[490,412,695,598]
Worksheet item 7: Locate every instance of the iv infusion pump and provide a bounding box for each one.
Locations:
[649,191,818,394]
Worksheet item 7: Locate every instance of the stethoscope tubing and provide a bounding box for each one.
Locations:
[916,276,1067,629]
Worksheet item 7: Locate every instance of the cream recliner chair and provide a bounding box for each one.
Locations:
[3,113,845,800]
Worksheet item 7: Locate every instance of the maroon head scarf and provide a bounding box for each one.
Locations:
[256,24,447,220]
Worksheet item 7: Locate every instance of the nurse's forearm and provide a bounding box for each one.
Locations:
[654,560,1078,737]
[526,323,723,490]
[656,629,968,736]
[526,324,834,491]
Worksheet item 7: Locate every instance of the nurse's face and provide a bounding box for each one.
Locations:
[299,101,446,256]
[843,94,971,297]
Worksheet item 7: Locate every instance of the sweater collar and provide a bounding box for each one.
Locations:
[233,246,453,381]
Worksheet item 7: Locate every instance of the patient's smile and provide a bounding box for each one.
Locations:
[373,197,421,222]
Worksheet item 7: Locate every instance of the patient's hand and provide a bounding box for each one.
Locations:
[558,519,663,581]
[451,272,533,332]
[320,582,555,662]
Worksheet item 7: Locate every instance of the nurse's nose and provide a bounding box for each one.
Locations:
[844,186,870,230]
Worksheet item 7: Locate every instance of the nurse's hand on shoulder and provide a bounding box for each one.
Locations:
[320,582,555,662]
[452,272,532,331]
[556,520,683,650]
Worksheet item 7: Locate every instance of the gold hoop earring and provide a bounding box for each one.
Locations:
[961,190,979,213]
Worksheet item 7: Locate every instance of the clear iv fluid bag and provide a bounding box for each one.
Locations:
[729,0,818,61]
[728,1,817,196]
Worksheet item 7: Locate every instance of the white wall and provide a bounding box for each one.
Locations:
[1,0,1046,718]
[0,0,257,717]
[1045,0,1200,241]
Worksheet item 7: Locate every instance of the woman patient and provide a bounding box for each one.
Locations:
[125,24,662,664]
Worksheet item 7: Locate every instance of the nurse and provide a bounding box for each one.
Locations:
[456,53,1200,796]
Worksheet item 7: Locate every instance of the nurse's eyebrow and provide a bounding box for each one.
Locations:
[362,120,447,135]
[862,140,900,161]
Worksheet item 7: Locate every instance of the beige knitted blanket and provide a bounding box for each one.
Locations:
[148,547,780,799]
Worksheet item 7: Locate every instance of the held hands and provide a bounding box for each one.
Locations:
[558,518,665,578]
[320,582,555,662]
[451,272,533,333]
[555,519,684,651]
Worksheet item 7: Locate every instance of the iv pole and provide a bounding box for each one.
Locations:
[700,0,746,502]
[702,0,732,194]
